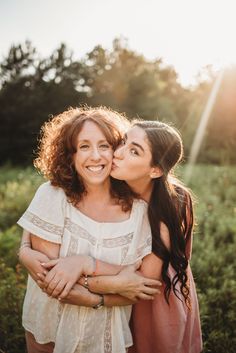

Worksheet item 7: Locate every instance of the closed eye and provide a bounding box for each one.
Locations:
[130,148,139,156]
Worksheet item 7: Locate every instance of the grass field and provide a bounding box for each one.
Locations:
[0,164,235,353]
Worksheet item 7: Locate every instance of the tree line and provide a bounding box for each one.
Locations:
[0,38,235,165]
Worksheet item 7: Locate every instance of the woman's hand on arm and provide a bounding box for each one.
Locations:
[37,255,96,298]
[59,284,136,307]
[78,263,162,301]
[37,255,127,298]
[19,247,50,282]
[19,230,59,284]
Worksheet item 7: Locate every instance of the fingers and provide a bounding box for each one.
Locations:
[50,279,67,298]
[144,278,162,287]
[142,286,161,295]
[45,276,62,296]
[43,268,57,287]
[41,259,59,268]
[137,293,155,300]
[58,281,74,299]
[36,279,45,289]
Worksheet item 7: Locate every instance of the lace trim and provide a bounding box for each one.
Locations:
[65,218,96,245]
[65,218,134,248]
[67,235,78,256]
[102,232,134,248]
[121,246,129,264]
[23,211,63,236]
[122,236,152,264]
[104,308,112,353]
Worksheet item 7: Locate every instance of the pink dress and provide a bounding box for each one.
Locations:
[129,235,203,353]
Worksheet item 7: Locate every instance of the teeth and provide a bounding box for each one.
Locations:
[87,165,104,172]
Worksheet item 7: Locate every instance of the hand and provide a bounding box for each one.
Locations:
[114,264,162,300]
[19,247,50,282]
[38,255,94,298]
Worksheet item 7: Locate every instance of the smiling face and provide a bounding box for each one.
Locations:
[73,120,113,188]
[111,126,161,187]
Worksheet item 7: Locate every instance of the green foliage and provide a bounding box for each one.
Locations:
[186,165,236,353]
[5,39,236,165]
[0,166,43,231]
[0,165,235,352]
[0,261,27,353]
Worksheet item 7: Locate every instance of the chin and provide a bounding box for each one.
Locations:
[110,171,122,180]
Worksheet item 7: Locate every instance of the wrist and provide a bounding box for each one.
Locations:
[84,256,96,276]
[18,245,31,261]
[92,293,104,309]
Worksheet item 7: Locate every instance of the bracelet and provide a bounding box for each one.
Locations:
[92,294,104,309]
[17,242,31,256]
[83,275,90,289]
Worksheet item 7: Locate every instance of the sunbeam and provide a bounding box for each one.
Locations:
[184,69,225,183]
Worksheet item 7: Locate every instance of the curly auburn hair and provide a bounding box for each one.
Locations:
[34,106,135,210]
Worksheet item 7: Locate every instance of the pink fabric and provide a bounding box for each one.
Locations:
[129,266,202,353]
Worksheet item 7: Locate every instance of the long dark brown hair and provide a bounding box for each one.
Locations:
[133,120,194,305]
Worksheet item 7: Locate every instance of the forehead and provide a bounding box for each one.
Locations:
[126,126,150,151]
[78,120,107,140]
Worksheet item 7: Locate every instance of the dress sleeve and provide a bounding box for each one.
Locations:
[135,203,152,260]
[17,182,66,244]
[121,201,152,265]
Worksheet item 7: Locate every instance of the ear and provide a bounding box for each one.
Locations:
[149,166,163,179]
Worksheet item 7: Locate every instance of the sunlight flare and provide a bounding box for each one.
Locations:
[185,69,225,183]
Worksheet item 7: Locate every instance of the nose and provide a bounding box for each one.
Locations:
[114,144,125,159]
[90,147,101,160]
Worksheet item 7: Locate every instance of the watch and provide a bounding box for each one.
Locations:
[93,294,104,309]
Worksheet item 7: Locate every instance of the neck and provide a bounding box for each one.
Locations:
[127,178,153,203]
[83,180,112,204]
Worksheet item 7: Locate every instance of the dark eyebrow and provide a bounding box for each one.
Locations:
[124,133,145,152]
[131,141,145,153]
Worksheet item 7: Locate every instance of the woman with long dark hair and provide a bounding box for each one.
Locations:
[110,120,202,353]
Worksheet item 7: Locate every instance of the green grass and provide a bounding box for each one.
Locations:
[0,165,235,353]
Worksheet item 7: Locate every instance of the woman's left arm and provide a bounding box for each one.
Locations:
[60,283,136,307]
[139,222,170,279]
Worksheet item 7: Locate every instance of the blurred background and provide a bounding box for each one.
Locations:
[0,1,235,352]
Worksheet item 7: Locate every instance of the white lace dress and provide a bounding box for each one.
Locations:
[17,182,152,353]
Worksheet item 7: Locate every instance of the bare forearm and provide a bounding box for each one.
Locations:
[62,284,135,307]
[104,294,135,307]
[93,259,123,276]
[78,275,120,294]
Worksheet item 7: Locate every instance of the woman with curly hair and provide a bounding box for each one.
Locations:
[17,107,160,353]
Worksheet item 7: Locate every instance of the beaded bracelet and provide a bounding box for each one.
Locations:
[84,275,89,289]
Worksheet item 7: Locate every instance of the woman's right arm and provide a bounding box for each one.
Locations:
[18,230,59,281]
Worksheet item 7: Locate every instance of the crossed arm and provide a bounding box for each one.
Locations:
[19,228,169,307]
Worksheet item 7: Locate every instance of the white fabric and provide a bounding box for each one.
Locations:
[17,182,152,353]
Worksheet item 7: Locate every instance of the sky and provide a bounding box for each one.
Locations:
[1,0,236,86]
